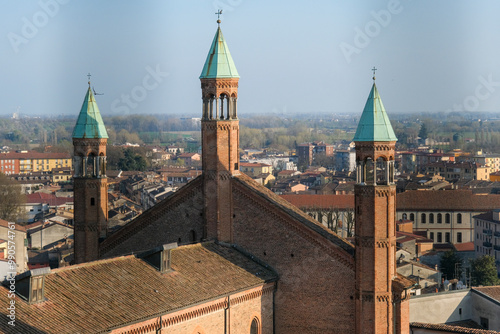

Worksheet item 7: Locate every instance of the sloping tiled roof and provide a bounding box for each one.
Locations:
[410,322,499,333]
[0,242,277,334]
[0,219,26,232]
[472,286,500,304]
[280,194,354,210]
[396,190,500,211]
[454,242,475,252]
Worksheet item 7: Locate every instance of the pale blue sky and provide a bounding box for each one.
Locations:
[2,1,500,117]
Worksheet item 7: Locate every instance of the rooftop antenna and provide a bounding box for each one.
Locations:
[216,9,222,27]
[372,66,377,82]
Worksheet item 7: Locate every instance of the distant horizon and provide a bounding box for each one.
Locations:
[3,110,500,120]
[2,2,500,117]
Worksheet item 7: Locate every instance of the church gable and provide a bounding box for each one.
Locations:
[100,177,204,258]
[231,174,355,333]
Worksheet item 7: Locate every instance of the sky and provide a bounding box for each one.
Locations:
[2,0,500,118]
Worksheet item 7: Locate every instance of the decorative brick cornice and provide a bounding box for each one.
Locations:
[233,178,355,269]
[230,284,275,306]
[116,284,273,334]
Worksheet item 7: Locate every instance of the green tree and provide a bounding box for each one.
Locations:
[440,250,462,280]
[0,173,26,222]
[118,149,147,171]
[418,123,428,141]
[471,255,499,286]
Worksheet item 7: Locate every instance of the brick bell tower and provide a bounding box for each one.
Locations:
[353,73,404,334]
[200,17,240,242]
[72,78,109,264]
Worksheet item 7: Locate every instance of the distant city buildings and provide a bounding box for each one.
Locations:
[0,150,71,175]
[473,209,500,274]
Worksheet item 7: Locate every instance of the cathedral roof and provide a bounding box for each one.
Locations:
[72,86,108,139]
[199,27,239,79]
[353,83,397,142]
[0,242,277,333]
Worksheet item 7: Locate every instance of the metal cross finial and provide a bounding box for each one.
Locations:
[87,73,91,86]
[372,67,377,82]
[216,9,222,26]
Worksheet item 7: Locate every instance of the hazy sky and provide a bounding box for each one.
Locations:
[2,1,500,117]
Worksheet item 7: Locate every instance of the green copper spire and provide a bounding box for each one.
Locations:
[72,83,108,139]
[353,83,397,142]
[200,26,239,79]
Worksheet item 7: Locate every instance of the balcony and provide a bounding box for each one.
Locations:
[494,231,500,238]
[483,229,493,236]
[494,245,500,251]
[483,241,493,248]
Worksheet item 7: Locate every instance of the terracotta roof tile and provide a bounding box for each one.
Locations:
[472,286,500,304]
[411,322,499,333]
[280,194,354,210]
[397,190,500,211]
[0,242,277,334]
[0,219,26,232]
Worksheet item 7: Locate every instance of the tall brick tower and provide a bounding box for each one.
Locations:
[353,74,402,333]
[72,78,109,264]
[200,18,240,242]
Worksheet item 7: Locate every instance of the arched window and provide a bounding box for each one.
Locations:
[365,157,374,185]
[437,213,442,224]
[429,213,434,224]
[445,213,451,224]
[457,213,462,224]
[376,157,387,185]
[402,213,407,220]
[190,230,196,242]
[421,213,426,224]
[250,318,260,334]
[410,213,415,222]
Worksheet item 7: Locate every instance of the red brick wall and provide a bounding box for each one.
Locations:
[232,180,355,333]
[110,284,274,334]
[100,178,205,258]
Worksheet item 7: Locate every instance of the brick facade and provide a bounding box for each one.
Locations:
[100,178,205,258]
[73,138,108,264]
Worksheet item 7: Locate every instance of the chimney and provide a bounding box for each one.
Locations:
[138,243,177,273]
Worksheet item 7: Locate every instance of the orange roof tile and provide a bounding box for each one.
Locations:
[0,242,277,334]
[280,194,354,210]
[411,322,499,333]
[0,219,26,232]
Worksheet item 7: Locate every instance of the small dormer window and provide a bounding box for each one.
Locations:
[31,276,44,303]
[12,268,50,304]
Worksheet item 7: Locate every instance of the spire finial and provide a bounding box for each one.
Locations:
[87,73,91,86]
[216,9,222,26]
[372,67,377,82]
